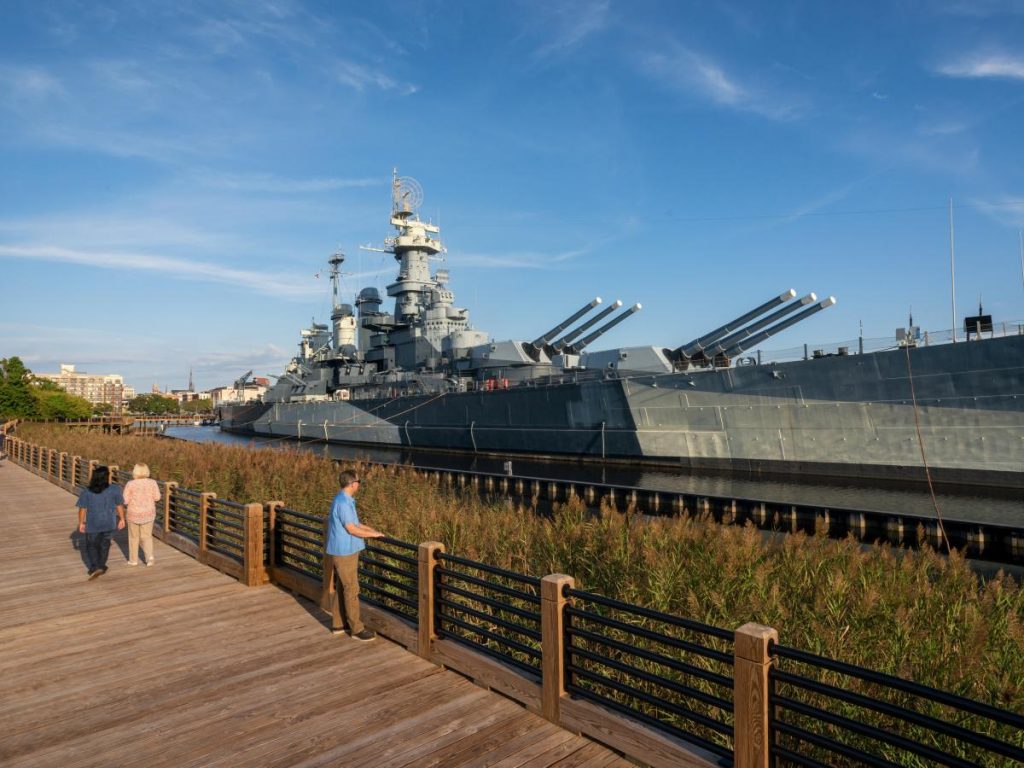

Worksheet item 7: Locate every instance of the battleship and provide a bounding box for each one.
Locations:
[221,173,1024,489]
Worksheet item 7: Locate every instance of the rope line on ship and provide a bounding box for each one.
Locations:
[904,342,949,553]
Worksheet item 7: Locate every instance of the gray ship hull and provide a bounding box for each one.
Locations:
[221,334,1024,488]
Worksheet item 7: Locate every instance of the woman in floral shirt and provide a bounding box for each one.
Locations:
[123,463,161,566]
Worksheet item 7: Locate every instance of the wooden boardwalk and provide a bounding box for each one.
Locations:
[0,462,633,768]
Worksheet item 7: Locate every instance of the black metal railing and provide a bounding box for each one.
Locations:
[73,456,88,491]
[61,454,72,486]
[273,506,324,579]
[360,536,419,621]
[168,487,201,542]
[433,550,543,677]
[770,643,1024,767]
[205,497,246,562]
[565,587,736,762]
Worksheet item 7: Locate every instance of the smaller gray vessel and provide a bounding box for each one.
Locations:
[222,172,1024,488]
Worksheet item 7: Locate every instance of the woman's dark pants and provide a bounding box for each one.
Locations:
[84,531,113,572]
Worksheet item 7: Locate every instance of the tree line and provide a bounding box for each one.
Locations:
[0,357,211,420]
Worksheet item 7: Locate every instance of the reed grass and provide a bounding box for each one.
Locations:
[19,425,1024,726]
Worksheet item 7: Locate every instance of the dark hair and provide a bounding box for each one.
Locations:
[338,469,360,488]
[88,465,110,494]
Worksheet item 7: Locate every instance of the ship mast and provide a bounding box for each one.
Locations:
[328,249,345,310]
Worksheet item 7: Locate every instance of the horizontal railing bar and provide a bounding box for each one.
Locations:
[567,587,733,642]
[277,540,322,562]
[438,581,541,624]
[360,569,416,597]
[438,597,543,646]
[438,610,542,662]
[772,721,899,768]
[278,529,324,551]
[360,553,417,581]
[373,535,418,553]
[276,518,323,538]
[773,644,1024,729]
[769,742,830,768]
[279,557,318,577]
[569,642,732,714]
[436,567,541,604]
[360,592,418,616]
[436,551,542,589]
[772,669,1024,759]
[568,625,733,691]
[208,498,247,510]
[566,606,733,666]
[569,665,733,737]
[774,693,979,768]
[360,582,418,611]
[364,545,418,568]
[565,682,733,760]
[440,629,541,678]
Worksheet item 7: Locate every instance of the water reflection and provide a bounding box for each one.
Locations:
[165,427,1023,526]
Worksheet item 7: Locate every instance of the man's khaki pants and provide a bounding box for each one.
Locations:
[321,552,364,635]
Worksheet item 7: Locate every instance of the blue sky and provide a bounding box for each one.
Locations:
[2,0,1023,392]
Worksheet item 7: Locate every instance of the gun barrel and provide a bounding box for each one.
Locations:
[722,297,836,358]
[677,289,796,358]
[531,297,602,348]
[704,293,816,357]
[552,300,623,350]
[572,304,642,352]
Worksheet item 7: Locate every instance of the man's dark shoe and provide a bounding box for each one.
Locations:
[88,569,101,580]
[352,629,376,642]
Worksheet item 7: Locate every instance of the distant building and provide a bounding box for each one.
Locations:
[37,364,127,411]
[209,380,267,407]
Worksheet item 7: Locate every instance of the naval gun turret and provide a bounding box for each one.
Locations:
[672,289,796,365]
[524,298,602,360]
[722,296,836,359]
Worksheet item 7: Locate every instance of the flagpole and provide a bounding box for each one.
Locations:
[949,198,957,343]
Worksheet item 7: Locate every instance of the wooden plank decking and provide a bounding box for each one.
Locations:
[0,461,633,767]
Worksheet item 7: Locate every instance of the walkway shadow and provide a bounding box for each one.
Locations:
[68,527,131,572]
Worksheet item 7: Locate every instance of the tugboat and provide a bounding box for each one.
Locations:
[221,172,1024,488]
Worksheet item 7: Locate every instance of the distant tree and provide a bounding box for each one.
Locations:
[92,401,114,416]
[180,398,212,414]
[0,357,40,418]
[33,389,93,420]
[128,393,179,414]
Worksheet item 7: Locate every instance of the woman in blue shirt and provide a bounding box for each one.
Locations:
[76,465,126,580]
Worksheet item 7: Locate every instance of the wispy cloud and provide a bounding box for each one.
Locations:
[639,43,805,121]
[192,170,383,194]
[333,59,418,95]
[532,0,610,59]
[936,52,1024,80]
[457,248,588,269]
[0,244,321,298]
[970,196,1024,228]
[0,65,64,100]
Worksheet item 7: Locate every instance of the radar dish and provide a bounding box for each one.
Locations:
[393,176,424,213]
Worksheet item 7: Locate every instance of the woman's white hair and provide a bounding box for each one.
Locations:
[132,463,151,479]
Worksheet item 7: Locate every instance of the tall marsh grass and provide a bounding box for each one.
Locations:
[19,425,1024,721]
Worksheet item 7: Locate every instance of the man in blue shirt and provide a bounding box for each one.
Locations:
[321,469,384,641]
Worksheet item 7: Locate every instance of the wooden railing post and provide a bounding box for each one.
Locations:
[199,492,216,563]
[265,501,283,581]
[417,541,445,659]
[58,452,67,489]
[87,459,98,485]
[162,482,177,536]
[734,622,778,768]
[242,502,264,586]
[541,574,574,724]
[109,465,119,484]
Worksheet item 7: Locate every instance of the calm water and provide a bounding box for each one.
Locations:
[165,427,1023,527]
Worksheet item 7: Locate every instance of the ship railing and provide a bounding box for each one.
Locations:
[7,434,1024,768]
[753,319,1024,366]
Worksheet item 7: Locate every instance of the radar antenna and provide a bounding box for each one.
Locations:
[392,170,423,214]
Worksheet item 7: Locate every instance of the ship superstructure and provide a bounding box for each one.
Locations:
[222,173,1024,488]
